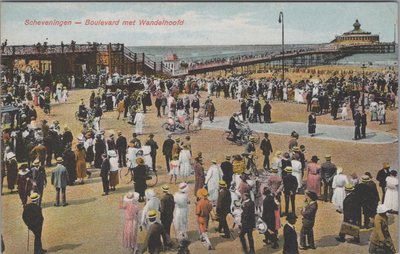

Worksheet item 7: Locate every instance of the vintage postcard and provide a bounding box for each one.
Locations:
[0,2,398,254]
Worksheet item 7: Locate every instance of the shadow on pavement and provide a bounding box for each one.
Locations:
[70,197,97,206]
[47,243,83,252]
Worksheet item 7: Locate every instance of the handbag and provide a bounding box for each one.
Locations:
[340,222,360,237]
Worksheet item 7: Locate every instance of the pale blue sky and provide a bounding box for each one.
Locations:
[1,2,398,46]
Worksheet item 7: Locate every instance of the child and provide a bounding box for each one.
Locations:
[169,154,180,184]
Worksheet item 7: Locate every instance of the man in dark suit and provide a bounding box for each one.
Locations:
[220,156,233,188]
[260,133,273,170]
[229,113,240,141]
[320,155,337,202]
[355,175,379,229]
[100,154,110,196]
[336,184,361,244]
[145,133,159,171]
[160,185,174,246]
[162,135,174,173]
[115,131,127,167]
[361,110,367,138]
[283,213,299,254]
[216,180,231,238]
[262,188,279,249]
[141,210,167,254]
[376,162,391,201]
[299,191,318,250]
[240,100,247,121]
[353,109,361,140]
[22,193,47,254]
[283,167,298,216]
[253,100,262,123]
[239,193,255,254]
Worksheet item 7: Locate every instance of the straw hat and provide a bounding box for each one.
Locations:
[325,154,331,160]
[211,159,217,164]
[284,166,293,173]
[219,180,227,188]
[344,183,354,191]
[337,167,344,174]
[270,167,278,173]
[136,157,145,165]
[161,185,169,192]
[383,162,390,169]
[361,175,371,183]
[179,182,189,193]
[225,155,231,160]
[30,192,40,202]
[292,146,300,152]
[196,188,208,198]
[56,157,64,163]
[148,210,158,219]
[33,159,40,166]
[275,151,282,156]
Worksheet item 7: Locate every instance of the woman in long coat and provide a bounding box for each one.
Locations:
[119,192,140,253]
[75,143,87,184]
[173,183,189,238]
[6,153,18,193]
[306,155,321,197]
[308,112,316,137]
[133,157,147,202]
[63,146,77,185]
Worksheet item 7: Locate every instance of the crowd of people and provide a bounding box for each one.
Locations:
[0,64,398,254]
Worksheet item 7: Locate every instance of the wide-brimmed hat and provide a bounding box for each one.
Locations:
[345,183,354,191]
[136,157,145,165]
[219,180,227,188]
[196,188,208,198]
[361,175,371,183]
[377,204,390,214]
[107,150,117,157]
[56,157,64,163]
[284,166,293,173]
[311,155,319,162]
[30,192,40,202]
[337,167,344,174]
[148,210,158,219]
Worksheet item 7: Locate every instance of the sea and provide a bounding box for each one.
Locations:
[128,44,398,66]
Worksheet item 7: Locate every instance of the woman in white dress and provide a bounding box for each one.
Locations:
[178,146,192,182]
[332,167,349,213]
[291,155,303,192]
[341,103,348,121]
[127,145,140,168]
[169,154,179,184]
[378,101,386,125]
[384,171,398,212]
[108,150,120,191]
[61,87,68,102]
[282,85,288,102]
[133,112,144,135]
[173,183,190,238]
[141,189,161,229]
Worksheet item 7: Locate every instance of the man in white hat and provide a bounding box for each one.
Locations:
[22,193,46,254]
[51,157,69,207]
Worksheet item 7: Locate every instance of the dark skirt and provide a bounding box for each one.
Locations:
[134,180,147,197]
[86,145,94,162]
[308,124,316,134]
[94,153,103,168]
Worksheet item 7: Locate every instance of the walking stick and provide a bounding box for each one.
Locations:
[27,228,29,251]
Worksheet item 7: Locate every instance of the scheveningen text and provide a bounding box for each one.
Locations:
[25,19,72,27]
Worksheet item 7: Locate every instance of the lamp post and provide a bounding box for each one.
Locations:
[278,11,284,82]
[361,63,367,112]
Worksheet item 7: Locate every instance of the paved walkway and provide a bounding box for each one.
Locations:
[202,117,398,144]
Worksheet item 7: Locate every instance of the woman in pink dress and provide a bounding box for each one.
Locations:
[306,155,321,197]
[119,191,140,253]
